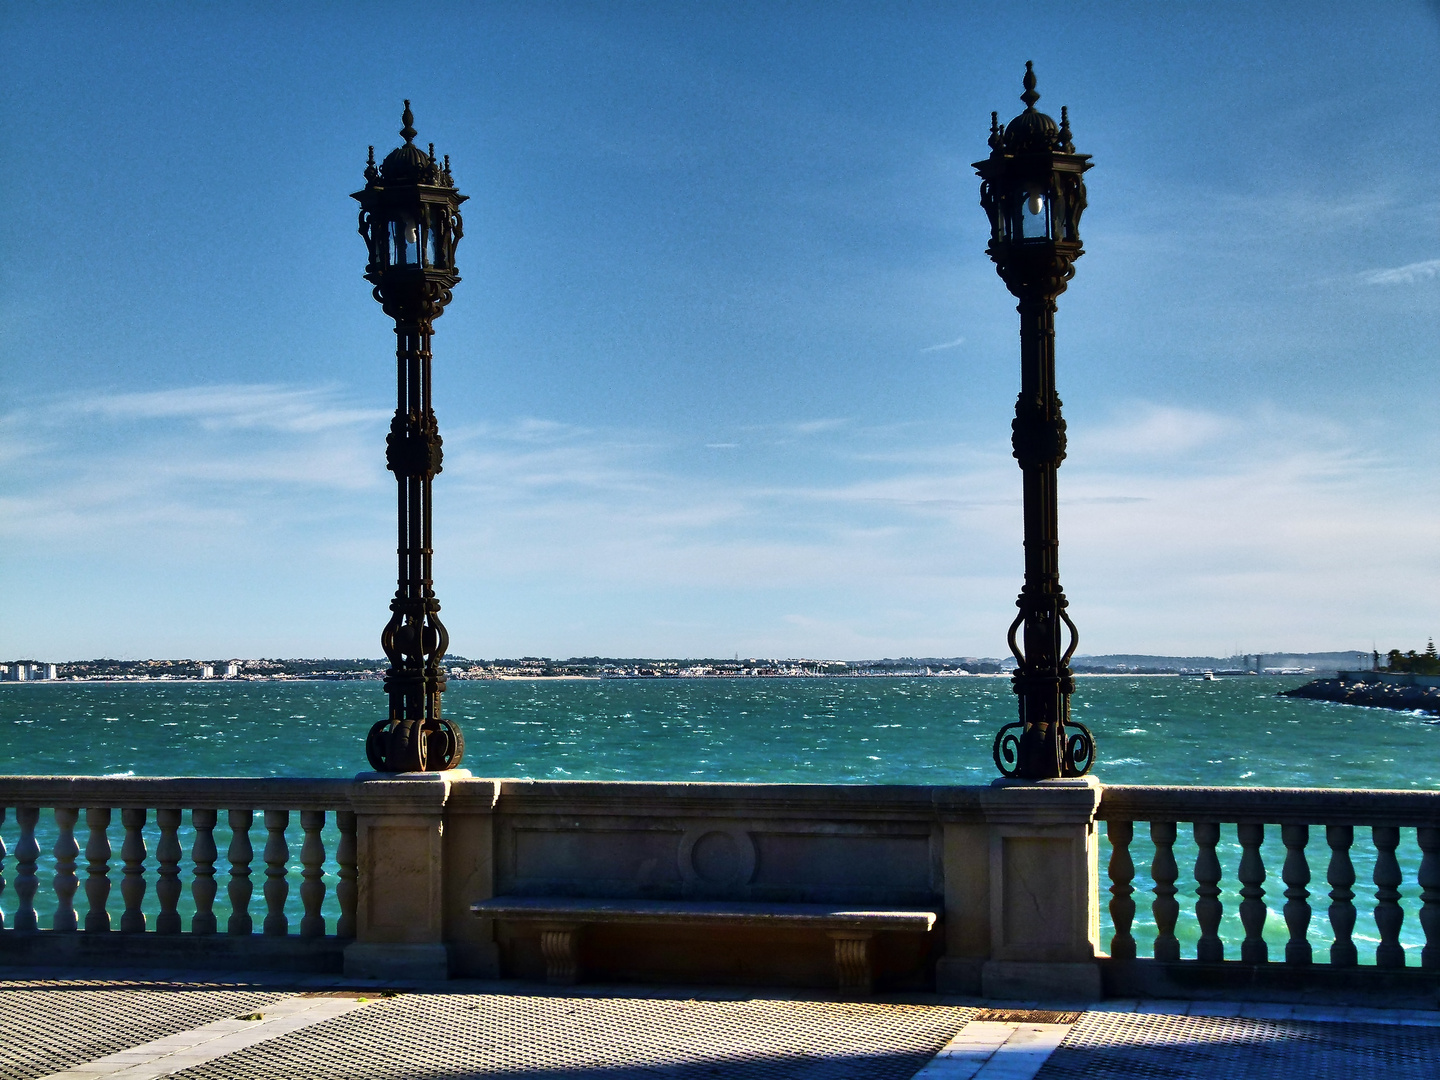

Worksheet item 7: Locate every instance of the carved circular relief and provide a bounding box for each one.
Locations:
[678,826,756,887]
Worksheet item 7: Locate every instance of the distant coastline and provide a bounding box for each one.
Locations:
[3,670,1321,686]
[1,651,1368,684]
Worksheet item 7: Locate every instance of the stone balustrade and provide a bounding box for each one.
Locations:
[0,774,1437,1002]
[0,777,356,972]
[1098,785,1440,999]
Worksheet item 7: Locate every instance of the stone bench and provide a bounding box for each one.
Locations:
[471,896,938,992]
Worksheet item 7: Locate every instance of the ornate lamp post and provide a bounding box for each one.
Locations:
[975,64,1095,780]
[354,101,467,773]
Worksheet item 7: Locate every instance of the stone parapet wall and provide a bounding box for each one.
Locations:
[1,775,1438,1002]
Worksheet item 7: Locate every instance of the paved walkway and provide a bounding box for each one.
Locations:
[2,968,1439,1080]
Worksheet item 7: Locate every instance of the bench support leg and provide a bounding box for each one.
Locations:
[829,931,873,994]
[539,924,580,985]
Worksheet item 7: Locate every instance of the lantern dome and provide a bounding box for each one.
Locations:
[1003,109,1059,153]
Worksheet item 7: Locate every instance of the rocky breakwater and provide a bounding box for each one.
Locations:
[1283,675,1440,717]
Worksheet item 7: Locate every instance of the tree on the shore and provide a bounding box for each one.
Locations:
[1384,640,1440,675]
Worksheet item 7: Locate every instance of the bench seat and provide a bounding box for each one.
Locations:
[471,896,938,990]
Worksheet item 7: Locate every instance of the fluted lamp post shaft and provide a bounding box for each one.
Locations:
[353,102,467,773]
[975,64,1096,780]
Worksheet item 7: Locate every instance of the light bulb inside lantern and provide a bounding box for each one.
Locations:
[1027,192,1045,216]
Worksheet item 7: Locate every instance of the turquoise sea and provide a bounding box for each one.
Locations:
[1,676,1437,961]
[3,675,1437,787]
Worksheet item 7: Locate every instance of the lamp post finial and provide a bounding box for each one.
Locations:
[1021,61,1040,109]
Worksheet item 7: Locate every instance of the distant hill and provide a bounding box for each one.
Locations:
[1070,652,1370,675]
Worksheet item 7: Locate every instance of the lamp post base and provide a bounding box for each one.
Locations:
[365,717,466,774]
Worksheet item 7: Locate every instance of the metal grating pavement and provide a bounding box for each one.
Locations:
[0,982,290,1080]
[1036,1011,1440,1079]
[168,993,976,1080]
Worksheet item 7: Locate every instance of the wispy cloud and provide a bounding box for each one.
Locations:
[2,384,1435,658]
[73,384,389,433]
[1360,258,1440,285]
[739,418,850,442]
[0,384,389,544]
[920,335,966,353]
[1074,404,1232,460]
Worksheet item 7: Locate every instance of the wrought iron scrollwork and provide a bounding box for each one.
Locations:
[426,717,465,771]
[993,722,1024,776]
[1006,610,1026,668]
[1064,721,1095,776]
[364,720,392,771]
[1059,605,1079,667]
[992,717,1095,779]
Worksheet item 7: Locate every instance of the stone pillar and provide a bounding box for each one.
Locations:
[934,791,990,995]
[978,776,1102,999]
[343,769,470,980]
[442,778,501,977]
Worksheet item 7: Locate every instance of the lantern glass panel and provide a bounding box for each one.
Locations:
[391,214,420,266]
[1020,183,1050,240]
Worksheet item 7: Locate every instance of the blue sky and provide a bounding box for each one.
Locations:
[2,2,1437,661]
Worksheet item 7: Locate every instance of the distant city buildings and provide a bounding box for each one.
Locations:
[0,662,57,681]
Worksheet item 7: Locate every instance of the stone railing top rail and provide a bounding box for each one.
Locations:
[484,779,987,817]
[1099,784,1440,827]
[1,777,1435,826]
[0,775,355,811]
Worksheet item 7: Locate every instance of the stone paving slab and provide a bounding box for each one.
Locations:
[1035,1010,1440,1079]
[167,993,975,1080]
[34,994,373,1080]
[4,969,1440,1080]
[915,1019,1073,1079]
[0,983,290,1080]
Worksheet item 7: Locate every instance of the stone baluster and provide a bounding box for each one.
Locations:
[52,807,80,931]
[1281,823,1312,964]
[15,806,40,933]
[84,808,112,932]
[1326,824,1357,966]
[336,809,357,939]
[1193,821,1223,962]
[191,809,218,934]
[120,808,148,933]
[0,807,7,929]
[1237,822,1267,963]
[155,808,182,934]
[1106,819,1136,960]
[1419,826,1440,970]
[1373,825,1405,968]
[263,809,289,936]
[227,809,254,935]
[1150,821,1180,961]
[299,810,326,938]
